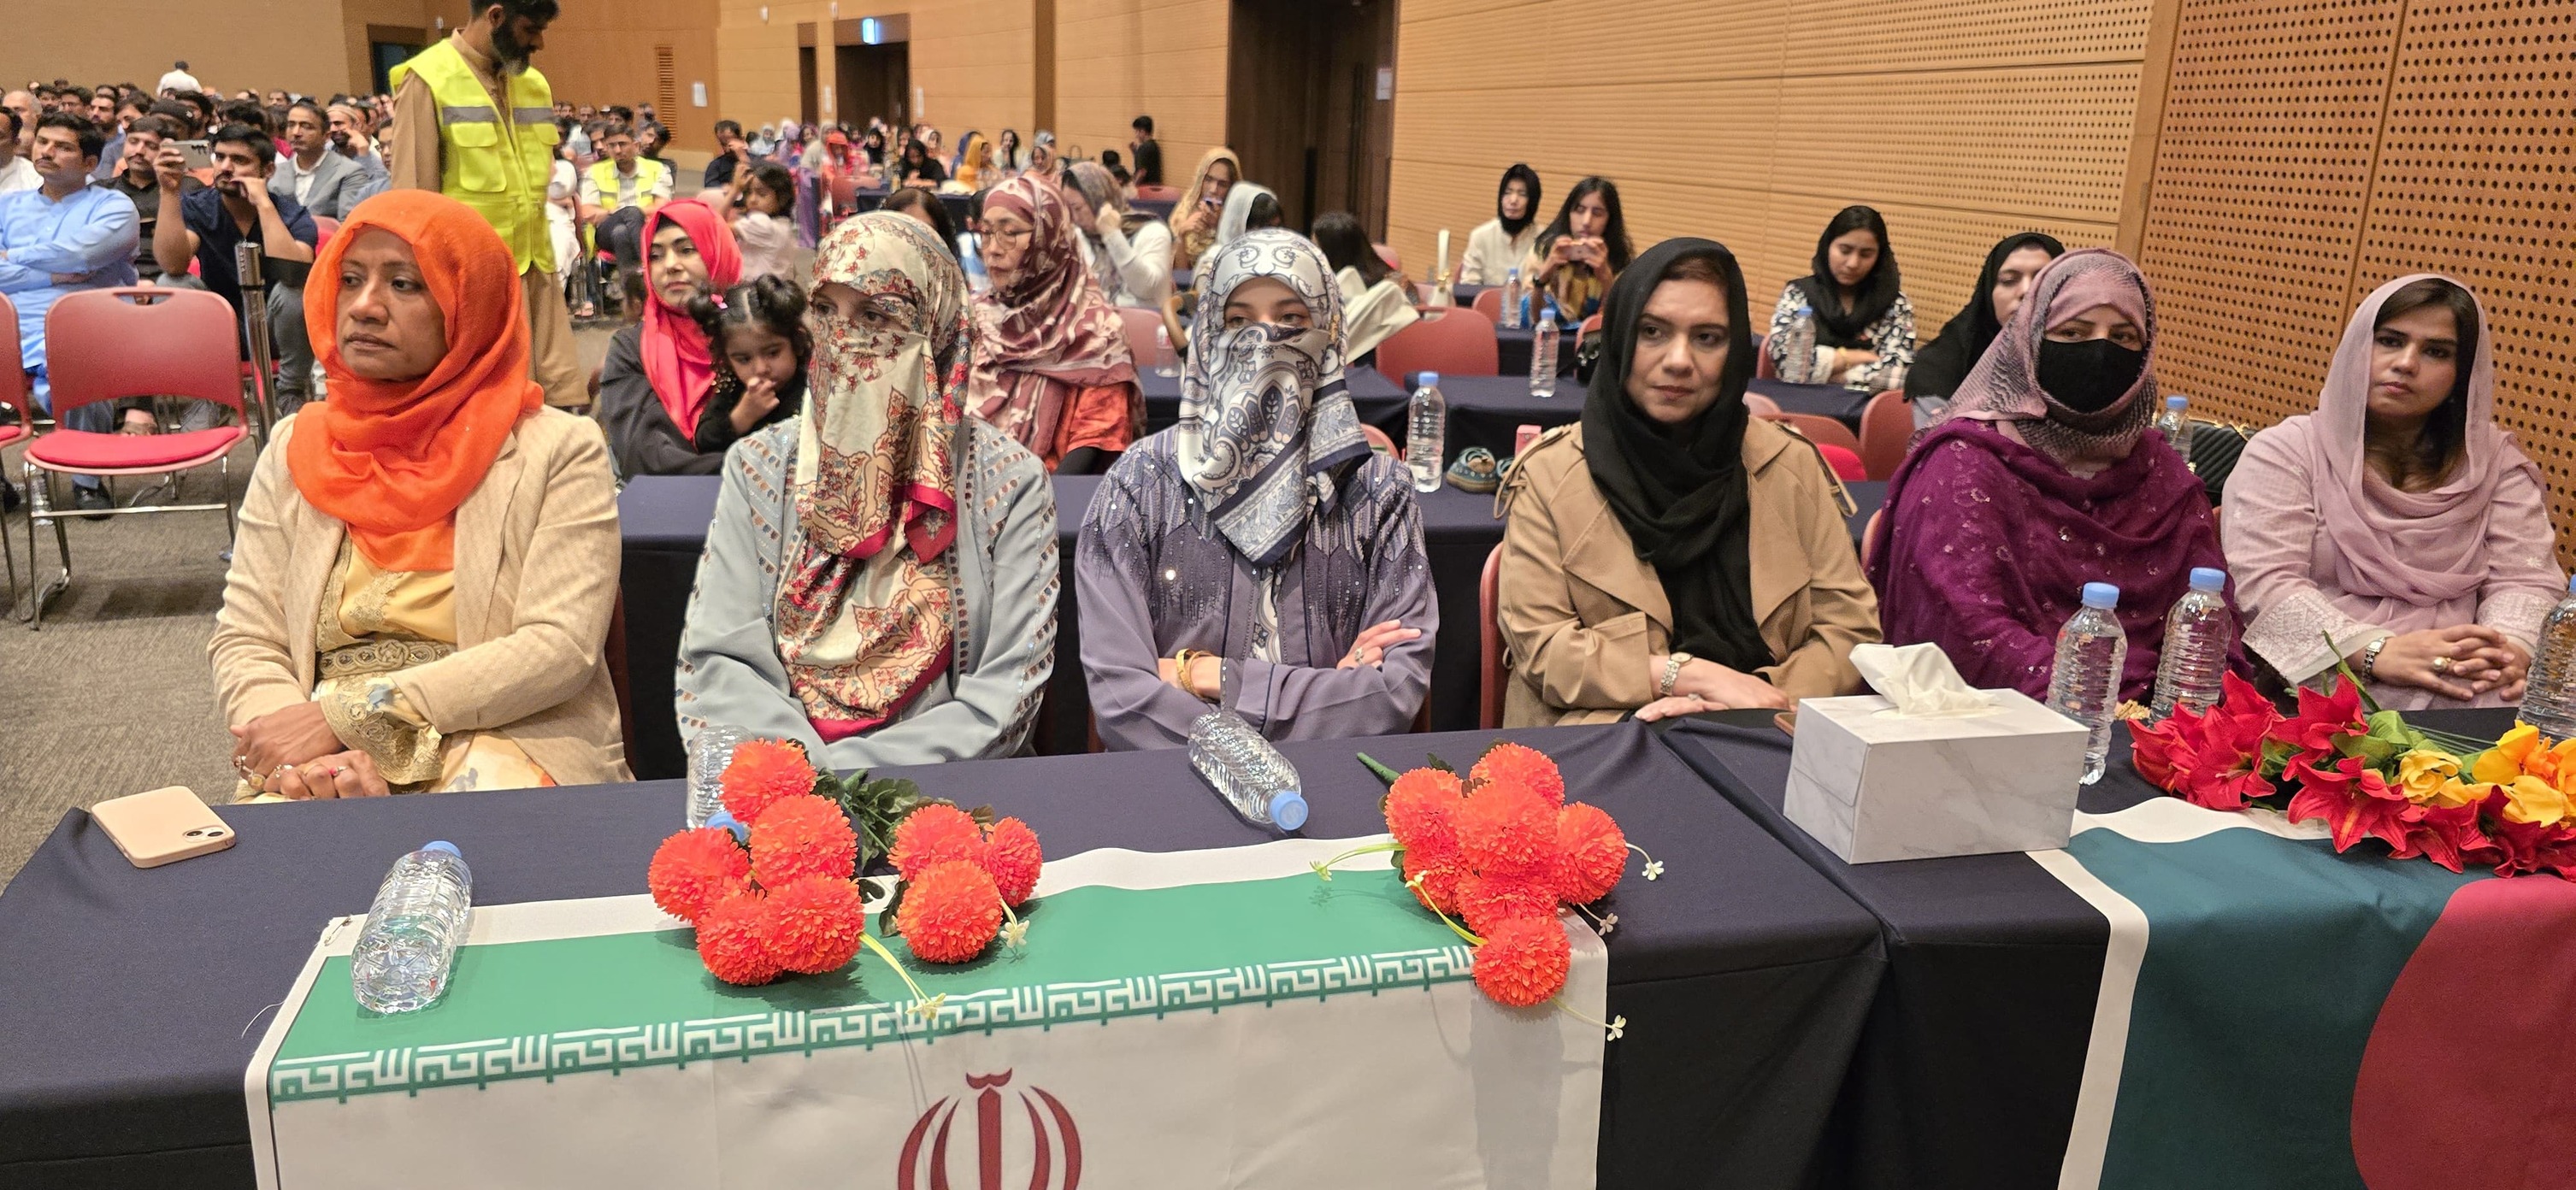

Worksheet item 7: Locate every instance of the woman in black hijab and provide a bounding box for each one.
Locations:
[1460,163,1541,285]
[1764,204,1917,392]
[1905,231,2066,422]
[1494,238,1877,726]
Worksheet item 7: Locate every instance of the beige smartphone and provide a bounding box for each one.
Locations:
[93,786,237,869]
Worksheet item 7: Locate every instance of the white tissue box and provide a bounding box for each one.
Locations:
[1782,691,2091,864]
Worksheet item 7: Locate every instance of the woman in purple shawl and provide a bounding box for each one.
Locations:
[1867,249,2243,702]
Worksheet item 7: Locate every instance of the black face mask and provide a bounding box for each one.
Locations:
[2035,338,2145,413]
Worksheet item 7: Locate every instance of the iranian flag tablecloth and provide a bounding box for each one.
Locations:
[245,836,1607,1189]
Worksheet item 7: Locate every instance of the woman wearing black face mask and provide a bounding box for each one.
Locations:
[1866,249,2244,702]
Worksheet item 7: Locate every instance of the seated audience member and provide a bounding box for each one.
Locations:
[882,186,962,258]
[723,160,799,281]
[1188,181,1283,280]
[272,100,386,221]
[154,123,321,415]
[91,93,144,181]
[1868,249,2238,702]
[1064,160,1173,309]
[1077,228,1435,750]
[1025,130,1057,179]
[897,137,946,188]
[1521,176,1630,321]
[968,176,1143,474]
[599,198,742,476]
[96,114,195,282]
[1766,204,1915,392]
[994,128,1024,176]
[1459,163,1540,286]
[676,211,1056,766]
[1498,238,1875,726]
[680,273,807,455]
[0,109,35,192]
[327,100,386,173]
[704,119,746,189]
[1905,232,2064,423]
[639,121,675,171]
[946,130,991,192]
[1,113,140,509]
[1165,147,1241,270]
[1312,210,1418,366]
[2223,275,2567,710]
[210,191,628,799]
[580,122,670,272]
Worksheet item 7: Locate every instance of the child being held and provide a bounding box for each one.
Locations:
[686,274,811,454]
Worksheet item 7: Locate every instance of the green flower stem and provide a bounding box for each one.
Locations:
[1406,874,1485,947]
[857,929,944,1021]
[2324,629,2385,716]
[1549,995,1626,1041]
[1356,751,1404,786]
[1308,839,1402,881]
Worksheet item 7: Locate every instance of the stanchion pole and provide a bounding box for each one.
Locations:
[236,241,275,449]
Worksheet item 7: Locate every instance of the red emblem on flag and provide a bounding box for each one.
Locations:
[898,1069,1082,1190]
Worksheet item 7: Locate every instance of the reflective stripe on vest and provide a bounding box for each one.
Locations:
[587,158,667,212]
[391,40,558,274]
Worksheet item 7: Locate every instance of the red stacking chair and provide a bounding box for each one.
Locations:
[21,287,246,629]
[1374,244,1400,272]
[313,215,341,250]
[1815,443,1869,481]
[1857,388,1910,480]
[1376,307,1498,380]
[1471,286,1504,321]
[1758,410,1864,456]
[1113,306,1167,368]
[0,294,27,606]
[1132,184,1181,203]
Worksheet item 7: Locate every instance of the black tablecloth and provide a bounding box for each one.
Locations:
[1139,365,1408,435]
[1654,706,2518,1190]
[616,472,1511,777]
[1494,321,1578,379]
[1378,375,1877,470]
[0,722,1883,1189]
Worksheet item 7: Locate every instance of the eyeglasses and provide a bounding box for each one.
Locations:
[988,227,1035,245]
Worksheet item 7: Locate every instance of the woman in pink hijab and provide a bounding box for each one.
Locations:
[1868,249,2243,701]
[2222,275,2566,709]
[597,197,746,476]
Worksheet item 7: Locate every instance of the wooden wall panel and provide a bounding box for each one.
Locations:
[1052,0,1229,180]
[911,0,1036,139]
[544,0,727,152]
[1386,0,2151,330]
[716,0,811,132]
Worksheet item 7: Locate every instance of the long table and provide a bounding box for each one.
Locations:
[0,722,1886,1188]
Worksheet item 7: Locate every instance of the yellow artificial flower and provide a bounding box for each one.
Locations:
[2396,749,2467,805]
[2430,778,2495,810]
[2497,775,2573,828]
[2472,725,2544,786]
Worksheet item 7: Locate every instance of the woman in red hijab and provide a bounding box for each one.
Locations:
[209,190,629,799]
[598,197,746,476]
[967,174,1141,474]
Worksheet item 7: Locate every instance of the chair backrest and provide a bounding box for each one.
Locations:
[1359,422,1400,460]
[1480,543,1508,730]
[0,292,26,424]
[1572,312,1603,358]
[1742,391,1782,417]
[1816,442,1868,481]
[1857,387,1910,480]
[829,174,859,209]
[1759,410,1863,454]
[1860,508,1884,568]
[1376,306,1499,380]
[1134,184,1181,203]
[1113,306,1165,364]
[313,215,342,250]
[43,287,244,417]
[1374,243,1400,272]
[1471,286,1502,321]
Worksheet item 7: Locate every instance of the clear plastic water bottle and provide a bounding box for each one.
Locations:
[1188,710,1309,831]
[1500,268,1524,330]
[2520,575,2576,740]
[686,725,750,828]
[1785,305,1818,383]
[1529,303,1559,398]
[1406,371,1447,492]
[2047,582,2129,785]
[1153,324,1180,378]
[2150,568,2234,719]
[958,233,990,293]
[350,842,475,1015]
[2155,394,2194,459]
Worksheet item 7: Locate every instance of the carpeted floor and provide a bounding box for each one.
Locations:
[0,327,619,891]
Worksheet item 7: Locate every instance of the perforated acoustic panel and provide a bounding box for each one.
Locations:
[1387,0,2151,333]
[2352,0,2576,556]
[2141,0,2576,558]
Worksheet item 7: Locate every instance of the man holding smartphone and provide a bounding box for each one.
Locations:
[153,123,319,418]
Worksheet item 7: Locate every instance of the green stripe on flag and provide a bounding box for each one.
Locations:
[2066,826,2484,1189]
[270,869,1472,1102]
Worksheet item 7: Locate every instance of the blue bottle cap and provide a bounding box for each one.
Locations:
[2166,394,2188,409]
[421,841,460,858]
[705,810,749,843]
[1418,371,1440,388]
[2189,567,2226,592]
[1267,790,1309,832]
[2081,582,2119,609]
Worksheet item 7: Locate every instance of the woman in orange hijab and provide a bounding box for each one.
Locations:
[209,191,631,800]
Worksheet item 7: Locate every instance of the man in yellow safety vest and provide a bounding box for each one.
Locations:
[386,0,586,409]
[576,121,669,294]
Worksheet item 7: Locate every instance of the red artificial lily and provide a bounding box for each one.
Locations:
[2130,706,2196,790]
[2268,680,2366,764]
[2477,790,2576,878]
[2390,800,2491,874]
[2284,754,2410,854]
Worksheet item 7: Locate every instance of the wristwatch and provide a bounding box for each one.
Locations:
[1659,651,1693,699]
[2360,635,2389,682]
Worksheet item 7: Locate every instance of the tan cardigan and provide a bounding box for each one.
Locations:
[209,409,633,786]
[1494,419,1879,727]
